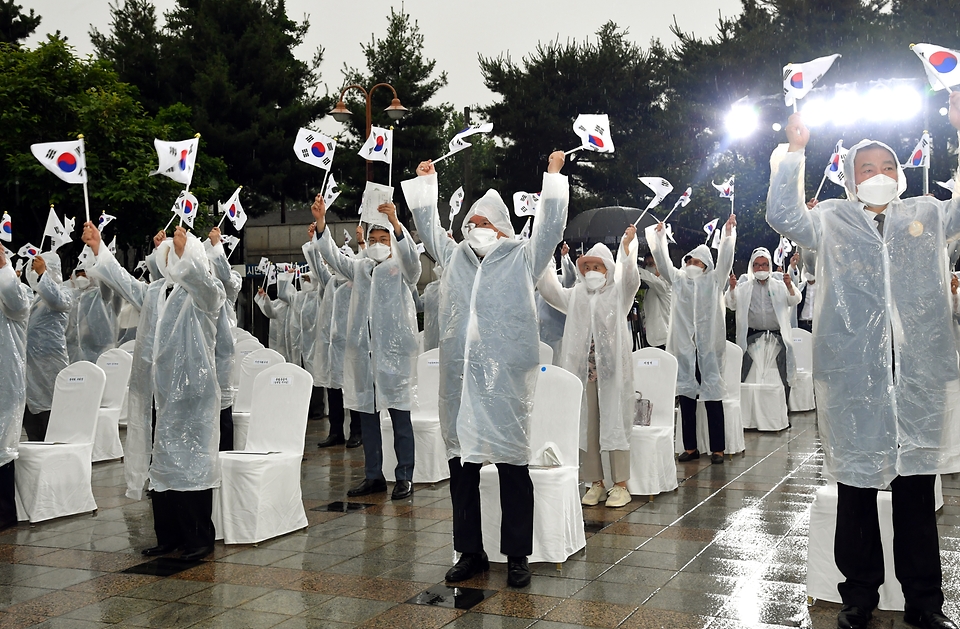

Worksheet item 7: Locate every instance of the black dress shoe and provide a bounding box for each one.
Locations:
[180,546,214,561]
[905,606,958,629]
[711,453,725,464]
[391,480,413,500]
[507,556,531,588]
[318,435,346,448]
[678,450,700,462]
[347,478,387,497]
[345,435,363,448]
[141,544,178,556]
[445,551,489,582]
[838,605,872,629]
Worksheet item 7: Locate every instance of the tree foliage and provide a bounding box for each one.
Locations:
[0,0,40,45]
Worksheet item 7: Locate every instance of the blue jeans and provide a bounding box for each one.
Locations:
[358,408,414,482]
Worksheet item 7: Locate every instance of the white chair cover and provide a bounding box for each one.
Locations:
[479,364,585,563]
[538,341,554,367]
[92,349,132,461]
[628,348,680,496]
[806,478,944,611]
[381,349,448,483]
[118,339,136,354]
[675,342,746,455]
[788,328,815,411]
[216,363,312,544]
[15,361,105,523]
[740,333,789,431]
[232,347,283,450]
[231,337,266,393]
[116,341,136,427]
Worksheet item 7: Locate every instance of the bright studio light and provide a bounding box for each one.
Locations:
[941,107,950,116]
[800,84,923,127]
[771,122,782,131]
[726,105,759,139]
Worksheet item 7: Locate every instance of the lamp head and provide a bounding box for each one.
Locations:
[330,100,353,123]
[385,98,409,121]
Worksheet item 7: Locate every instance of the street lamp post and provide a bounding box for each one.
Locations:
[330,83,409,181]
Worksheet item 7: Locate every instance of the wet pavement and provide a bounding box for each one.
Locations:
[0,410,958,628]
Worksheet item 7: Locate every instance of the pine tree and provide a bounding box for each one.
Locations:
[0,0,41,45]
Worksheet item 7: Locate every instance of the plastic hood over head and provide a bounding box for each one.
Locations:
[748,247,771,279]
[577,243,616,284]
[461,189,515,238]
[27,252,64,289]
[843,139,907,203]
[683,244,714,273]
[154,236,208,284]
[302,272,319,292]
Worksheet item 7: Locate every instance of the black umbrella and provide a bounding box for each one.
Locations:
[563,206,660,252]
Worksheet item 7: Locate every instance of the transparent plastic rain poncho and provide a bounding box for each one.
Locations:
[537,253,576,361]
[25,252,73,413]
[286,278,306,366]
[766,139,960,488]
[326,275,354,390]
[299,240,331,382]
[422,278,441,352]
[646,225,736,401]
[207,241,242,409]
[538,241,640,451]
[725,246,798,385]
[312,224,421,413]
[402,171,568,465]
[637,262,672,348]
[65,276,122,363]
[0,263,31,466]
[254,290,289,360]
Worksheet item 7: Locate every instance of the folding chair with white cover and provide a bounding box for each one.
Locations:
[118,340,136,354]
[740,332,789,431]
[231,338,265,407]
[788,328,815,411]
[627,348,680,496]
[675,342,745,455]
[806,478,944,611]
[232,347,283,450]
[92,349,132,462]
[538,341,554,366]
[381,349,448,483]
[216,363,312,544]
[15,361,105,523]
[479,364,585,563]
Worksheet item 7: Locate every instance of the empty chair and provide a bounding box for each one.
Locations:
[217,363,312,544]
[788,327,815,411]
[740,333,789,431]
[92,349,133,461]
[538,341,553,366]
[382,349,448,483]
[231,337,265,393]
[15,361,105,523]
[627,348,680,496]
[675,342,746,455]
[479,364,585,563]
[232,347,283,450]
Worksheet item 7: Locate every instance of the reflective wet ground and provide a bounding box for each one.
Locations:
[0,410,958,628]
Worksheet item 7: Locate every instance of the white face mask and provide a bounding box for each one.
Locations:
[753,270,770,281]
[584,271,606,291]
[466,227,499,257]
[856,174,899,208]
[366,243,391,263]
[74,276,91,291]
[683,264,704,280]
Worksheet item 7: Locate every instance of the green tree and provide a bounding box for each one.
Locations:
[0,0,41,45]
[0,36,230,264]
[333,6,448,222]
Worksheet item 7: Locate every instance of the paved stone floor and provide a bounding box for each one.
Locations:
[0,410,958,628]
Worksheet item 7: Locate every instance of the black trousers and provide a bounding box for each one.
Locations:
[150,488,215,551]
[309,386,326,419]
[218,406,234,452]
[798,319,812,333]
[449,457,533,558]
[326,388,356,439]
[0,461,16,527]
[678,396,724,453]
[22,407,50,441]
[835,475,943,612]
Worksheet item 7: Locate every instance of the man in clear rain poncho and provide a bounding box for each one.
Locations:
[402,151,568,589]
[646,214,736,465]
[725,245,798,403]
[537,227,639,508]
[309,196,421,501]
[0,247,30,529]
[537,242,577,362]
[65,266,122,363]
[638,251,672,350]
[767,93,960,629]
[83,223,224,561]
[301,226,332,420]
[256,270,300,364]
[22,251,73,441]
[421,262,443,352]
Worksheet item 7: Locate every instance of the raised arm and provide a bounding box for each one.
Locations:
[644,224,680,286]
[767,114,821,250]
[165,228,225,316]
[81,221,149,309]
[0,253,30,321]
[207,232,242,306]
[536,264,573,314]
[714,215,737,282]
[527,152,569,279]
[560,245,577,288]
[255,291,282,319]
[401,167,458,268]
[376,201,422,287]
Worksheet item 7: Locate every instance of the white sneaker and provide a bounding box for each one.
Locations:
[605,485,632,508]
[581,483,606,506]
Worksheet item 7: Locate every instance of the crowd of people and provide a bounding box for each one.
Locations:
[0,93,958,629]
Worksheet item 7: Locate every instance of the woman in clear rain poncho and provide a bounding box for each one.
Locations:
[402,151,568,589]
[300,228,332,420]
[309,198,421,501]
[254,280,289,360]
[537,243,577,362]
[0,247,30,529]
[83,223,224,561]
[65,267,122,363]
[766,100,960,629]
[22,251,73,441]
[637,251,672,350]
[256,272,300,364]
[646,215,736,465]
[537,228,640,508]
